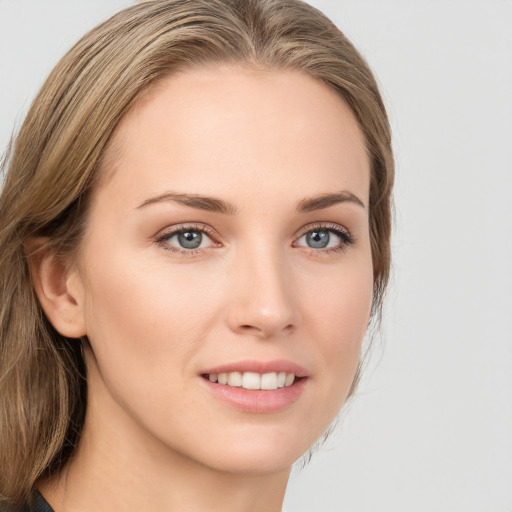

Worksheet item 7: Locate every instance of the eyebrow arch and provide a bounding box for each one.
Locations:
[137,189,365,215]
[136,191,239,215]
[297,190,366,213]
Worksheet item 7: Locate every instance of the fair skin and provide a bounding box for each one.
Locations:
[34,65,372,512]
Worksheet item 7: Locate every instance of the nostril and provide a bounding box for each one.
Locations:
[240,324,263,335]
[238,322,295,337]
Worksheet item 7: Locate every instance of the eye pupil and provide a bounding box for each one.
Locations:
[306,230,329,248]
[178,230,202,249]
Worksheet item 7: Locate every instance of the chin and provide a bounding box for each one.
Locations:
[172,422,321,476]
[202,444,304,475]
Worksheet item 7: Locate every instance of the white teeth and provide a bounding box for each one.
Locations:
[227,371,242,387]
[261,372,278,390]
[207,371,296,390]
[242,372,260,390]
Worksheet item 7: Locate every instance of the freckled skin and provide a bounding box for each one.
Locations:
[43,66,373,512]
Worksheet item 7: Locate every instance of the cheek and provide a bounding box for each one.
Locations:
[80,251,222,379]
[98,270,200,323]
[302,250,373,396]
[78,252,231,441]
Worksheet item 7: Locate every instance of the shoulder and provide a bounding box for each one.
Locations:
[29,492,54,512]
[8,492,54,512]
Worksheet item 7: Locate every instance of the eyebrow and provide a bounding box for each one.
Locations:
[296,190,366,212]
[136,189,365,214]
[136,192,239,215]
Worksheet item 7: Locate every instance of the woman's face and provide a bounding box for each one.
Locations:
[73,65,373,474]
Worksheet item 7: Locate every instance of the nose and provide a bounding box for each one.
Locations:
[226,246,299,339]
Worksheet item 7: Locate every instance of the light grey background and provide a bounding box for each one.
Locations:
[1,1,511,511]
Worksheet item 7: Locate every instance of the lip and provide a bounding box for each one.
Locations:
[202,359,309,378]
[200,359,309,414]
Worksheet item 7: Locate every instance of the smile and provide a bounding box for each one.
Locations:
[200,361,308,413]
[205,371,296,390]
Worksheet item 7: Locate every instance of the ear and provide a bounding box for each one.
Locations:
[26,238,87,338]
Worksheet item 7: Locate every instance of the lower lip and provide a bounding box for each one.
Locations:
[201,377,308,414]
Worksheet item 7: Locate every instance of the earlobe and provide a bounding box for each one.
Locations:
[26,239,87,338]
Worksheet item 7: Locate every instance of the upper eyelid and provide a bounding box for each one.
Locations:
[156,223,218,240]
[156,221,349,237]
[294,221,351,238]
[154,224,219,254]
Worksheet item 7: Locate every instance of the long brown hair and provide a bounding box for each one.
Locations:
[0,0,393,508]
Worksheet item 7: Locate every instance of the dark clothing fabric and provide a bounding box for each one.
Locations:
[27,492,54,512]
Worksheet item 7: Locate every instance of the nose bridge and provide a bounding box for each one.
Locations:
[227,239,298,338]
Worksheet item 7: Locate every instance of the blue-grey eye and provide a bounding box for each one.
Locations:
[163,229,213,250]
[306,230,330,248]
[295,227,348,250]
[177,230,202,249]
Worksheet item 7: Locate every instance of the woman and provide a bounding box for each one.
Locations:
[0,0,393,510]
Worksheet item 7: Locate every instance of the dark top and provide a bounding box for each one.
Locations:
[27,492,54,512]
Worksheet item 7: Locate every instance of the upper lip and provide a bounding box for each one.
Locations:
[202,359,309,378]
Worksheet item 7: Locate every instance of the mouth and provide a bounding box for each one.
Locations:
[202,371,298,390]
[200,360,308,413]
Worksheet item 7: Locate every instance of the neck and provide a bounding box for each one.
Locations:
[40,454,289,512]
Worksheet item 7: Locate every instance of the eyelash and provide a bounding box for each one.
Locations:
[155,223,219,256]
[294,222,356,255]
[154,222,355,256]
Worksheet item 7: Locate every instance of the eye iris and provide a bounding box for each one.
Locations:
[177,230,202,249]
[306,230,329,249]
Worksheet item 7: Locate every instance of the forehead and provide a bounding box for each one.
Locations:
[96,65,370,209]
